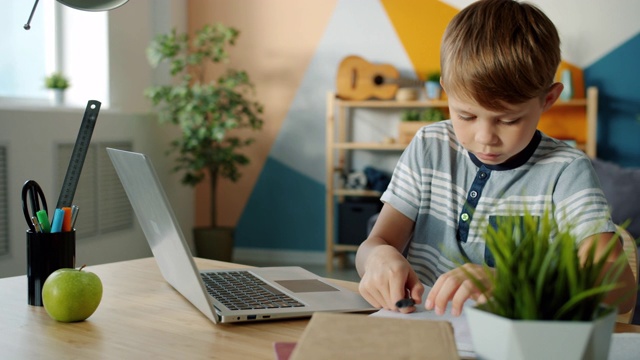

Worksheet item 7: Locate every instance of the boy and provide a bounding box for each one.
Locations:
[355,0,636,317]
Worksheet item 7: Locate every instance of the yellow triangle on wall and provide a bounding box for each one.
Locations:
[381,0,458,80]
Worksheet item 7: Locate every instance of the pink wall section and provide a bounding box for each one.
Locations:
[188,0,337,227]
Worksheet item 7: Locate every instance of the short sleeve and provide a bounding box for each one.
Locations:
[553,156,616,240]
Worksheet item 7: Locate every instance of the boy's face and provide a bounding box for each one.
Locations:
[447,84,562,165]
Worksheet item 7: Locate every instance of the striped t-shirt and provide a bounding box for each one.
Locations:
[380,120,615,286]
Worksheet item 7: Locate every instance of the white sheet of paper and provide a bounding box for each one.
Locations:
[609,333,640,360]
[368,286,475,358]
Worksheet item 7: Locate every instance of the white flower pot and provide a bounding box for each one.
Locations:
[466,306,616,360]
[51,89,65,106]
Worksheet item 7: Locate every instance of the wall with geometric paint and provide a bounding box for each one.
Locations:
[188,0,640,255]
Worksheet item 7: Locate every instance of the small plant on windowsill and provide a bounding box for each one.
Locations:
[45,72,70,106]
[463,209,632,359]
[45,72,70,90]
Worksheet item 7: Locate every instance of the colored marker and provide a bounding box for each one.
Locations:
[36,209,51,233]
[62,206,73,232]
[50,208,65,233]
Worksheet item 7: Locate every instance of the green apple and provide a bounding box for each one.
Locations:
[42,265,103,322]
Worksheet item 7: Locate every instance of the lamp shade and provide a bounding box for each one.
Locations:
[57,0,129,11]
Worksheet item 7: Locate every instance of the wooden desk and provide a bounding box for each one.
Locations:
[1,257,638,359]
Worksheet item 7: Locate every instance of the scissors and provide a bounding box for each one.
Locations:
[21,180,49,232]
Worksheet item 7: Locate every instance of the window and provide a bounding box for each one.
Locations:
[0,1,56,104]
[0,2,109,108]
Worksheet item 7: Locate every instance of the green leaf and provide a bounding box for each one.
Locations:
[462,204,631,321]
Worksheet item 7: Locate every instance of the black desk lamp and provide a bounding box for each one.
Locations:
[24,0,129,30]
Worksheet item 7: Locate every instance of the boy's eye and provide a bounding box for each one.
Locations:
[457,114,475,121]
[499,118,521,125]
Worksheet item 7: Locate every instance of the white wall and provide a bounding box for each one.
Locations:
[442,0,640,68]
[0,0,190,278]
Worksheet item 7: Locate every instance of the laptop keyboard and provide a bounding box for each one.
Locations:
[201,271,305,310]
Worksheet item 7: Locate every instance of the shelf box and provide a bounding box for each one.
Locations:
[337,200,381,245]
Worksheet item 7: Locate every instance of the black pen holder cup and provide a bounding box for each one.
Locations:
[26,230,76,306]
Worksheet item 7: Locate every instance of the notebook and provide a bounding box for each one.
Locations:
[107,148,375,324]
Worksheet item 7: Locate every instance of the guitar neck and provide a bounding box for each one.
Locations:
[384,77,424,88]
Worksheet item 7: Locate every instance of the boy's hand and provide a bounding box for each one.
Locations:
[358,245,424,313]
[425,263,490,317]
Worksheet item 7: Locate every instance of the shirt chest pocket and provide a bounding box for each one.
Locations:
[484,215,541,267]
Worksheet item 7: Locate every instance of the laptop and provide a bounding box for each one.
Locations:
[107,148,375,324]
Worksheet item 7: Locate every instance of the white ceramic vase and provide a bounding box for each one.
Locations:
[425,81,442,100]
[560,69,574,101]
[51,89,65,106]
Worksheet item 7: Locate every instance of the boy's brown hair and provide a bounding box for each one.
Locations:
[440,0,560,110]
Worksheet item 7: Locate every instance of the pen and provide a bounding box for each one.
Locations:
[71,205,79,229]
[31,216,41,233]
[395,298,415,308]
[50,208,64,233]
[36,209,51,233]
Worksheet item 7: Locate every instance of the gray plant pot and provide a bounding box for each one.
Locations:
[193,227,234,262]
[466,305,616,360]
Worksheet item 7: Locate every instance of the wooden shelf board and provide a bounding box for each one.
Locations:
[552,98,588,107]
[333,142,406,150]
[334,97,586,109]
[333,244,359,252]
[334,189,381,197]
[336,99,449,108]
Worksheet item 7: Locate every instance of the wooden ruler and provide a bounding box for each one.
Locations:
[55,100,101,209]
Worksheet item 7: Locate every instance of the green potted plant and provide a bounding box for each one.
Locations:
[45,72,70,105]
[397,108,446,144]
[144,23,264,261]
[464,209,631,359]
[424,71,441,100]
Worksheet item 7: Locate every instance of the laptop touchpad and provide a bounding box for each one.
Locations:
[275,280,339,293]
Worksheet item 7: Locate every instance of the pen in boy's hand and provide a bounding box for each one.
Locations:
[395,298,415,308]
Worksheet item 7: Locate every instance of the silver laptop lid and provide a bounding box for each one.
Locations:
[107,148,219,323]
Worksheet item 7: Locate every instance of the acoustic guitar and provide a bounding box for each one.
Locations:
[335,55,423,100]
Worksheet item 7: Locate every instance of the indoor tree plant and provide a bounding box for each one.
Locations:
[463,209,631,359]
[144,23,263,261]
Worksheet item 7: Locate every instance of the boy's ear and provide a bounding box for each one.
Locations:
[542,82,564,111]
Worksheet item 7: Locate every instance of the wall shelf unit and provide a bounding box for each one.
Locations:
[324,87,598,273]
